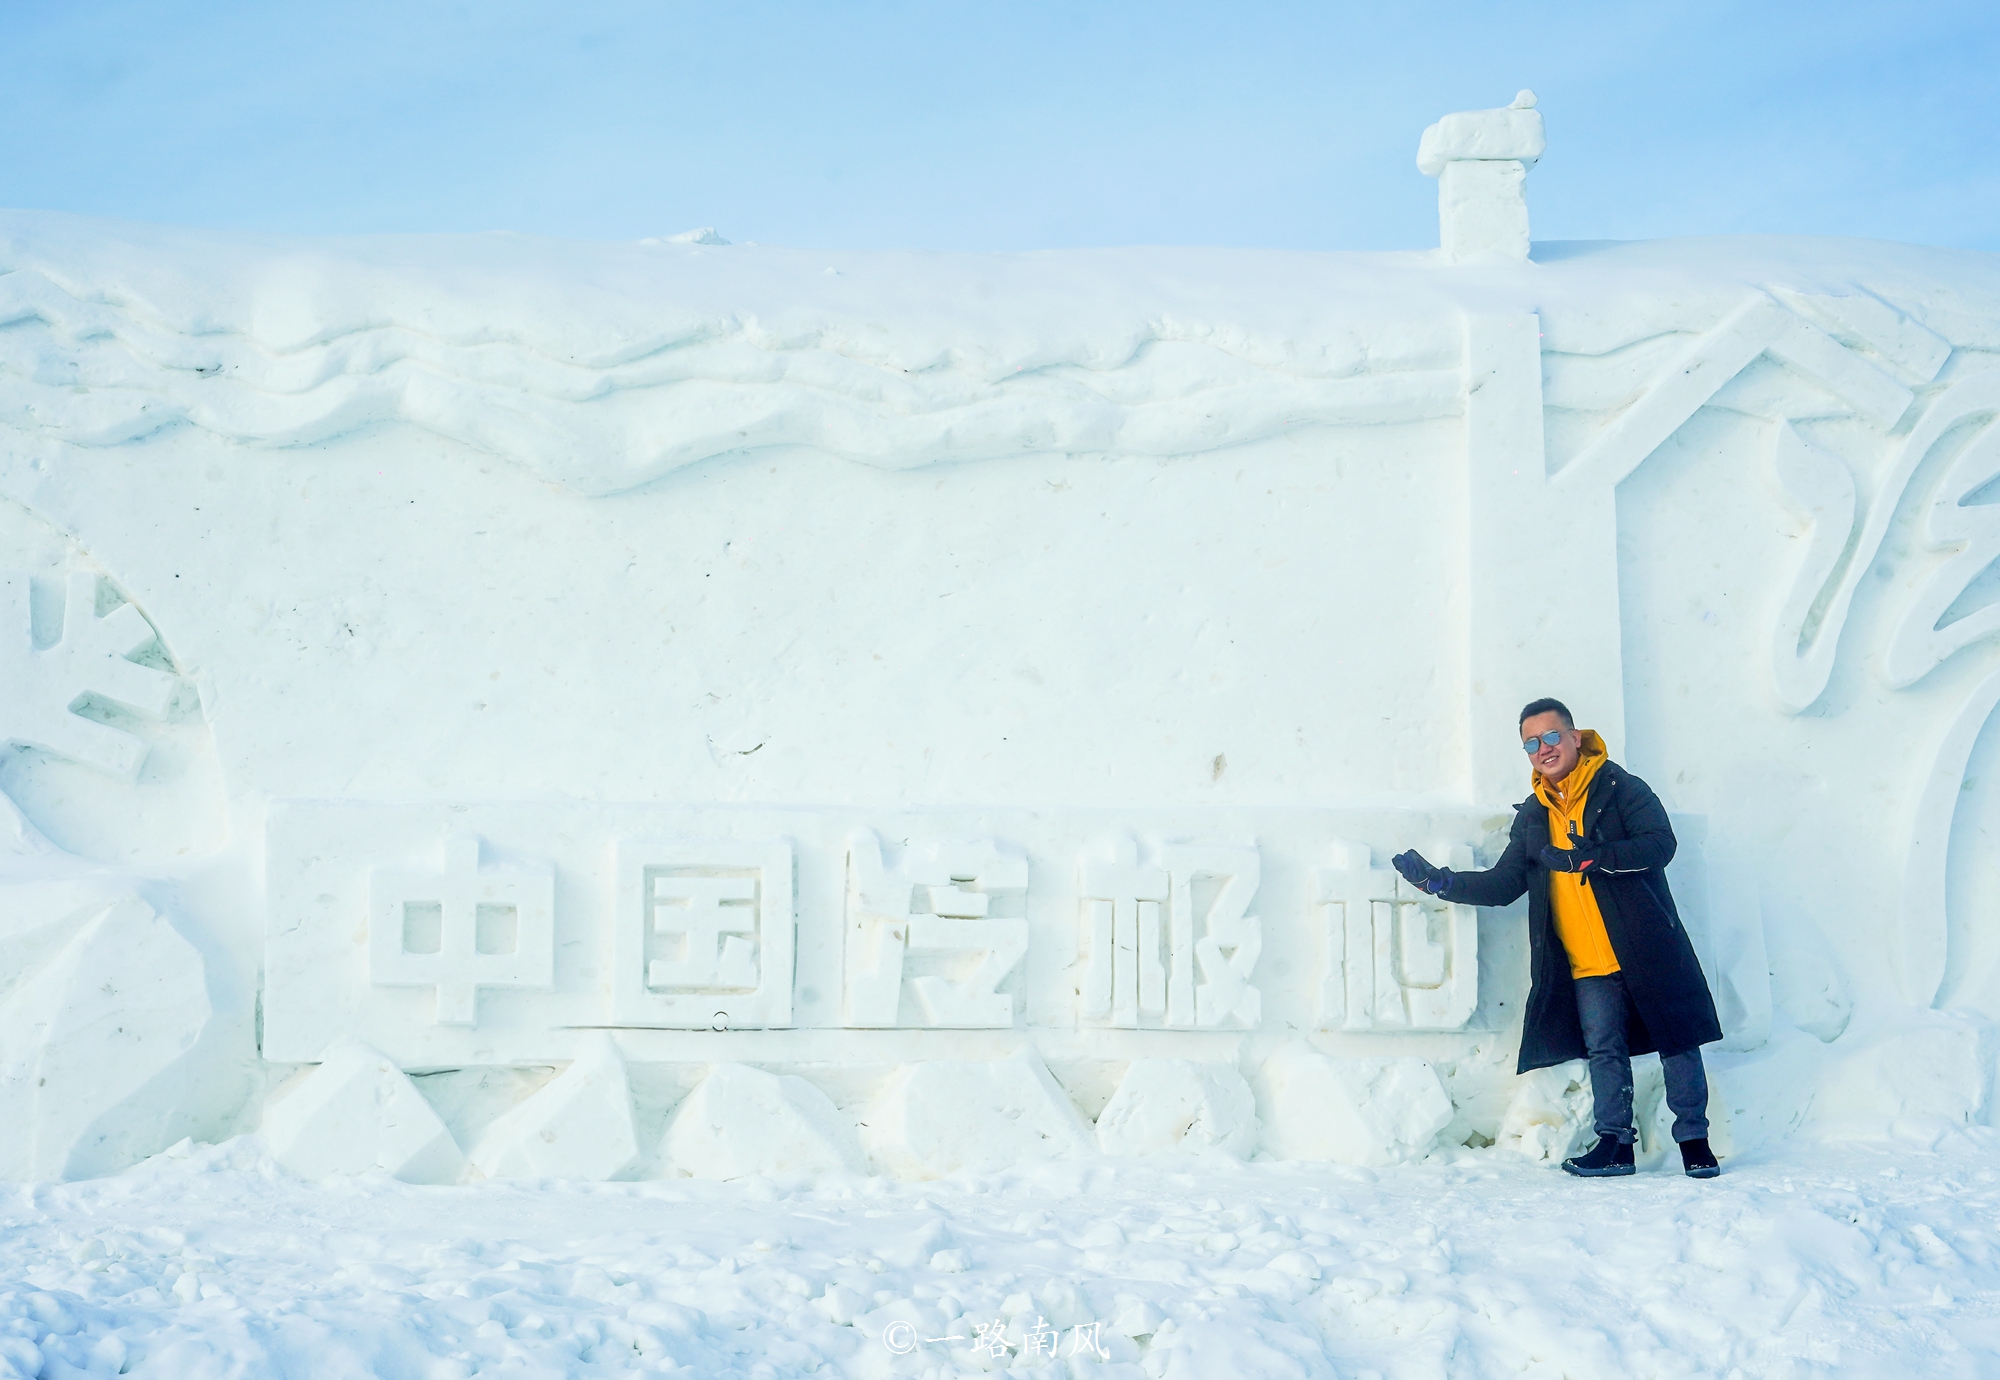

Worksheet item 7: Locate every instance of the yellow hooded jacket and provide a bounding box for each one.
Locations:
[1534,729,1620,978]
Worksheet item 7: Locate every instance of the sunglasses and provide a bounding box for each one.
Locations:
[1521,730,1566,753]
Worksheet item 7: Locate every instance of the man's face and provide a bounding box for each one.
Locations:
[1521,711,1581,782]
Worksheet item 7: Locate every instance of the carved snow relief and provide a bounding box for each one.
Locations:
[1767,421,1860,713]
[842,830,1027,1028]
[1315,841,1477,1032]
[1736,368,2000,1004]
[369,834,555,1026]
[1077,836,1261,1029]
[614,837,795,1029]
[1883,380,2000,690]
[271,803,1480,1065]
[0,570,177,778]
[0,243,1466,500]
[1551,292,1939,499]
[1556,293,1947,714]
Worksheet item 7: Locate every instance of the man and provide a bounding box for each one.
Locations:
[1391,698,1724,1178]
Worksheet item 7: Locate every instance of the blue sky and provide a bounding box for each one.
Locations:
[5,1,1997,253]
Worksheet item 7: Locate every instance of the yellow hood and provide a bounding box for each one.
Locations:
[1533,729,1607,814]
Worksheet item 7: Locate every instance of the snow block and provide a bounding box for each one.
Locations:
[1253,1044,1453,1166]
[1095,1058,1258,1157]
[862,1048,1096,1180]
[1495,1061,1592,1163]
[1417,91,1542,261]
[470,1034,640,1181]
[0,891,212,1181]
[262,1036,466,1183]
[1416,91,1545,174]
[660,1062,863,1180]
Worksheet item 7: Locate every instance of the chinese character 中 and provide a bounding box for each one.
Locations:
[369,834,555,1026]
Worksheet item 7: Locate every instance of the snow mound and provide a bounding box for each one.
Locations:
[862,1048,1096,1180]
[1254,1044,1454,1165]
[1496,1061,1593,1162]
[660,1062,863,1180]
[470,1034,640,1181]
[261,1036,466,1184]
[1095,1058,1259,1157]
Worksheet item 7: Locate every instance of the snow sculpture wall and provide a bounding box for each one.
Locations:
[4,95,2000,1182]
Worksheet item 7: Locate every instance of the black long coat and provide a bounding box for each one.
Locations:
[1444,760,1723,1073]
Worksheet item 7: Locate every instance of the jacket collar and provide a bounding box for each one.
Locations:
[1518,758,1623,837]
[1581,760,1621,835]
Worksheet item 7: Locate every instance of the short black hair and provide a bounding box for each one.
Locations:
[1519,697,1573,728]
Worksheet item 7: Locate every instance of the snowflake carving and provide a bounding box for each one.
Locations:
[0,570,178,778]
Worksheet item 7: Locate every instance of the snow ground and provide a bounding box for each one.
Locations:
[5,1135,1999,1379]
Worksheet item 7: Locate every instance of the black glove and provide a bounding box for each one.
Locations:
[1391,849,1452,897]
[1539,824,1604,874]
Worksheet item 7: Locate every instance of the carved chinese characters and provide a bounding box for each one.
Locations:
[613,838,794,1029]
[264,801,1495,1065]
[842,831,1028,1028]
[1315,840,1478,1031]
[1077,836,1262,1029]
[368,834,555,1026]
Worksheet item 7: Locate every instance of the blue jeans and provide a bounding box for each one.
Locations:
[1574,973,1710,1145]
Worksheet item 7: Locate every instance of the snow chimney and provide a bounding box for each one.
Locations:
[1417,90,1545,262]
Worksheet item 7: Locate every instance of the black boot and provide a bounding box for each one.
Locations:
[1561,1136,1636,1177]
[1679,1138,1721,1179]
